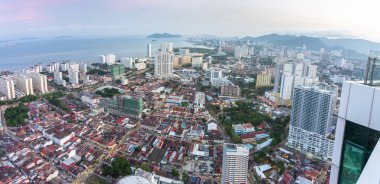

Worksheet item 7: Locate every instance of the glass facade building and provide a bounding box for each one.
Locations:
[338,121,380,184]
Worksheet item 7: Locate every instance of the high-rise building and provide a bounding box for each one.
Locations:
[191,56,203,68]
[154,43,174,79]
[0,77,15,99]
[14,75,34,96]
[277,62,319,102]
[179,48,190,56]
[205,69,223,80]
[194,92,205,108]
[147,44,152,58]
[221,143,249,184]
[280,74,294,100]
[105,54,116,65]
[330,51,380,184]
[221,85,240,97]
[54,71,66,86]
[99,55,106,64]
[68,69,79,84]
[79,62,88,73]
[28,73,48,94]
[60,62,69,71]
[256,74,272,89]
[121,58,135,69]
[109,64,125,79]
[101,95,143,119]
[288,85,336,160]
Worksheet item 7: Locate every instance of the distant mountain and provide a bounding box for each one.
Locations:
[320,38,380,54]
[55,36,73,39]
[242,34,380,59]
[148,33,181,38]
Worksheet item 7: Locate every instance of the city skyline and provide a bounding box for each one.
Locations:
[1,0,380,42]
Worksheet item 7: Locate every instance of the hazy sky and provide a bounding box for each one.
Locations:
[1,0,380,42]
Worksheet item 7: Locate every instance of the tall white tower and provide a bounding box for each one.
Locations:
[154,43,174,79]
[221,143,249,184]
[147,44,152,58]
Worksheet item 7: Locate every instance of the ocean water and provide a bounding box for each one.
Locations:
[0,36,203,71]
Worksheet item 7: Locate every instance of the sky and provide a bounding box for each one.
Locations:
[1,0,380,42]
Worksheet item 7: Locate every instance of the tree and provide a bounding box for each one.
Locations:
[172,168,180,178]
[103,157,132,178]
[182,172,189,183]
[4,104,29,127]
[135,146,142,152]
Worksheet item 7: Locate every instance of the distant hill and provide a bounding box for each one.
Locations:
[241,34,380,59]
[148,33,181,38]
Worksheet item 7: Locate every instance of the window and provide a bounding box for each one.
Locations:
[338,121,380,184]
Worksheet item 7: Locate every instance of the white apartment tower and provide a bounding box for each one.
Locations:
[147,44,152,58]
[288,85,336,160]
[194,92,205,108]
[99,55,106,64]
[221,143,249,184]
[154,43,174,79]
[68,69,79,84]
[15,75,34,96]
[0,77,15,99]
[28,73,48,94]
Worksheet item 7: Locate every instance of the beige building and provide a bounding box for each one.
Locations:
[15,75,34,96]
[256,74,272,89]
[173,55,180,68]
[0,77,15,100]
[28,73,48,94]
[180,55,191,66]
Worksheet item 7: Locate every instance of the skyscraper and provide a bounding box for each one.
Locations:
[330,51,380,184]
[68,69,79,84]
[288,85,336,160]
[15,75,34,96]
[0,77,15,99]
[147,44,152,58]
[221,143,249,184]
[28,73,48,94]
[154,43,174,79]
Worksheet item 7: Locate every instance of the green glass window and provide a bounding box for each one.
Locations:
[338,121,380,184]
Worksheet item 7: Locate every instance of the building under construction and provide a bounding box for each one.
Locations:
[101,95,143,120]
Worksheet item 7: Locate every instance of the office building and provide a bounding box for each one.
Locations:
[330,51,380,184]
[14,75,34,96]
[154,43,174,79]
[28,73,48,94]
[221,85,240,97]
[288,85,336,160]
[109,64,125,79]
[0,77,15,100]
[101,95,143,119]
[147,44,152,58]
[221,143,249,184]
[256,74,272,88]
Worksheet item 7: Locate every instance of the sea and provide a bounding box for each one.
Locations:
[0,36,206,72]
